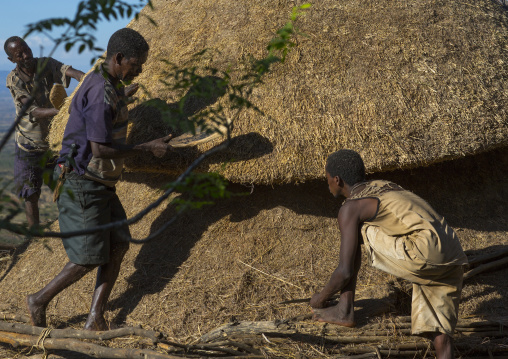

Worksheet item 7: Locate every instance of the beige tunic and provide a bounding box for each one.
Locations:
[346,180,468,335]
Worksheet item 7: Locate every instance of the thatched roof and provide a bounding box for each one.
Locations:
[49,0,508,184]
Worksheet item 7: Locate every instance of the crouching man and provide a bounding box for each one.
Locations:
[27,28,173,330]
[311,149,467,359]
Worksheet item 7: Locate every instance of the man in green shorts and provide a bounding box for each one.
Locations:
[26,28,173,330]
[310,149,468,359]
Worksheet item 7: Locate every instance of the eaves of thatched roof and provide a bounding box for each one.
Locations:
[50,0,508,184]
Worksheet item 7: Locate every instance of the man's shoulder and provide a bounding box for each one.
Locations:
[76,71,107,96]
[38,56,64,67]
[6,68,20,88]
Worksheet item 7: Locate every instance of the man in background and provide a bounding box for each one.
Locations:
[4,36,85,227]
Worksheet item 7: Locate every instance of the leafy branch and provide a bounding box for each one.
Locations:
[24,0,153,61]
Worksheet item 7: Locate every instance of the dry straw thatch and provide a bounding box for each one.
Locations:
[49,0,508,185]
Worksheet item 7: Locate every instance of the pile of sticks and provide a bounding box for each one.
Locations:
[0,313,507,358]
[463,247,508,281]
[1,247,507,358]
[0,313,263,359]
[201,316,507,358]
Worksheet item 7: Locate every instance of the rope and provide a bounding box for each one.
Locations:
[27,327,52,359]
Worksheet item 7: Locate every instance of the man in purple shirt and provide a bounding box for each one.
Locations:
[26,28,172,330]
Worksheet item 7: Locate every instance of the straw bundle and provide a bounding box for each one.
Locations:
[48,84,67,110]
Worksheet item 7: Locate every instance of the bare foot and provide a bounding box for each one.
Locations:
[26,294,47,327]
[84,315,109,331]
[311,306,356,327]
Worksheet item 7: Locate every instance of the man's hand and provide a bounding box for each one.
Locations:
[124,83,139,97]
[145,135,173,158]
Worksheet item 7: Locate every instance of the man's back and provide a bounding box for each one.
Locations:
[346,180,468,266]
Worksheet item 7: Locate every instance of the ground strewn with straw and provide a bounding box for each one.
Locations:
[0,149,506,357]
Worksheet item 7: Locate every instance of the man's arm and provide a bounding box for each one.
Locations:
[90,135,173,159]
[310,198,378,308]
[19,96,58,120]
[17,66,84,120]
[65,67,85,82]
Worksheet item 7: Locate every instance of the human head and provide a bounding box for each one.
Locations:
[105,28,149,82]
[325,149,366,187]
[4,36,35,70]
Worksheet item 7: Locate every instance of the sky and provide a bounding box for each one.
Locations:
[0,0,149,72]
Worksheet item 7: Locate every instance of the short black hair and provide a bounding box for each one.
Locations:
[4,36,24,56]
[326,149,366,186]
[106,28,149,60]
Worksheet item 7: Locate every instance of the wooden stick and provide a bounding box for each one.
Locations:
[324,335,412,344]
[23,356,59,359]
[0,330,180,359]
[0,321,161,343]
[159,339,261,356]
[0,312,31,323]
[200,320,356,343]
[466,247,508,268]
[464,256,508,280]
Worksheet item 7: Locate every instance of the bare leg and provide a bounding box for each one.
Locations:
[433,333,454,359]
[25,192,40,228]
[84,241,129,331]
[312,242,362,327]
[27,262,95,327]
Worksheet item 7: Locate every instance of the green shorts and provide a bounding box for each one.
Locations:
[55,167,130,265]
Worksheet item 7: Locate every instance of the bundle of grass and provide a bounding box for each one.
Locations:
[48,0,508,185]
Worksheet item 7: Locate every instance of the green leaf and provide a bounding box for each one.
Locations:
[65,42,75,51]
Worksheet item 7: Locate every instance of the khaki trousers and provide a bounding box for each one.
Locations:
[362,225,463,336]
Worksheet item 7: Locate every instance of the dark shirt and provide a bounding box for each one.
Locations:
[59,66,128,186]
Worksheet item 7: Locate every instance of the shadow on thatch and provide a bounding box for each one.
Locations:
[105,175,336,324]
[103,148,507,325]
[127,75,227,145]
[125,131,274,180]
[124,76,277,174]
